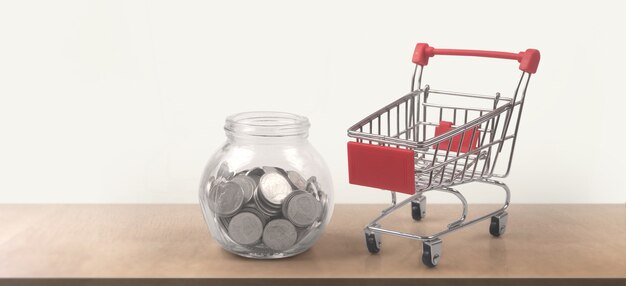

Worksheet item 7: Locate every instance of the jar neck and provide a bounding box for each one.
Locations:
[224,112,310,144]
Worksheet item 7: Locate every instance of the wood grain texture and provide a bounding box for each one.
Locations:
[0,204,624,278]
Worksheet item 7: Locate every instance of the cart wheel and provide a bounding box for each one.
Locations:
[365,232,381,254]
[411,196,427,221]
[489,211,509,237]
[422,239,442,267]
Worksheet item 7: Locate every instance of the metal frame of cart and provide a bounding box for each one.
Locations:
[346,43,540,267]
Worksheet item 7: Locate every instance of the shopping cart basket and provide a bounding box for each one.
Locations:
[347,43,540,267]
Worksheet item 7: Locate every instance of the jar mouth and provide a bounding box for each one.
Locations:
[225,111,310,137]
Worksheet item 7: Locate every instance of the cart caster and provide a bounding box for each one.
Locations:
[365,225,382,254]
[422,239,442,267]
[489,211,508,237]
[411,196,427,221]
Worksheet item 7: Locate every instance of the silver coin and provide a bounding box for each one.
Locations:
[246,167,265,177]
[263,166,289,178]
[262,166,279,174]
[305,176,321,200]
[234,169,249,177]
[248,175,261,186]
[202,175,216,200]
[240,207,270,225]
[230,175,256,204]
[285,192,322,227]
[246,168,264,185]
[253,186,282,217]
[281,190,308,216]
[252,185,276,215]
[296,223,314,238]
[318,190,328,204]
[243,200,258,209]
[216,162,233,179]
[207,178,225,209]
[318,190,328,216]
[287,171,307,190]
[262,219,298,251]
[259,173,292,205]
[204,175,216,191]
[219,216,231,229]
[213,181,245,216]
[275,167,289,178]
[228,212,264,245]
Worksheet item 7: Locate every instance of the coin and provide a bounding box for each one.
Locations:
[240,207,270,225]
[262,166,278,174]
[234,169,249,177]
[264,166,290,177]
[259,173,292,205]
[219,216,231,229]
[318,190,328,204]
[285,192,322,227]
[212,181,245,216]
[305,176,321,200]
[228,212,264,245]
[275,167,289,178]
[253,186,282,217]
[262,219,298,251]
[243,200,259,210]
[202,175,216,200]
[204,175,216,191]
[230,175,256,204]
[246,168,264,185]
[216,162,233,179]
[318,190,328,217]
[214,216,231,235]
[281,190,308,216]
[287,171,307,190]
[247,167,265,177]
[206,178,225,208]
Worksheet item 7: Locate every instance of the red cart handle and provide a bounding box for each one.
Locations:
[412,43,541,74]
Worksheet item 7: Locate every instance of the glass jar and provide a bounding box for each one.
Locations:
[198,111,334,259]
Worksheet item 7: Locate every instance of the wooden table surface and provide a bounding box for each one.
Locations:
[0,204,624,282]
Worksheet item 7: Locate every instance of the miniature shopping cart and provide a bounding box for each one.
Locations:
[347,43,540,267]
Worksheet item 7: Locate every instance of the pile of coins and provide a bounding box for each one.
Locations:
[202,164,327,252]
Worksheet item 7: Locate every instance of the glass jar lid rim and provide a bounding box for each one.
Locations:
[224,111,310,137]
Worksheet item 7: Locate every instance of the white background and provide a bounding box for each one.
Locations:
[1,0,624,204]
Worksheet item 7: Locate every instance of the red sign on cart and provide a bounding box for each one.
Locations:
[347,142,415,195]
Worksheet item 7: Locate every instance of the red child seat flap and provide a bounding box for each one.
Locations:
[347,141,415,195]
[433,121,480,153]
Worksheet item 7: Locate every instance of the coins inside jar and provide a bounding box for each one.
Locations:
[262,219,298,251]
[230,175,255,204]
[283,191,322,228]
[287,170,307,190]
[259,172,292,205]
[201,165,328,253]
[228,211,264,245]
[209,181,245,217]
